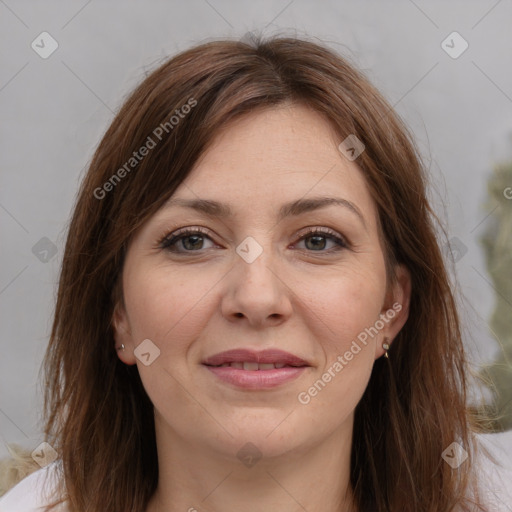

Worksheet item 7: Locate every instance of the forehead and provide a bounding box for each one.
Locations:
[169,104,378,228]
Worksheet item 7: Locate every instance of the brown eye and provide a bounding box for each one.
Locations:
[295,228,348,253]
[159,228,215,253]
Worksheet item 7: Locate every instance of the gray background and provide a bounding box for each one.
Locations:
[1,0,511,458]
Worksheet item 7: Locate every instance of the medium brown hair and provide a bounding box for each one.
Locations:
[42,35,487,511]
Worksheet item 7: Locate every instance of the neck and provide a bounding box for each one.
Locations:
[146,413,358,512]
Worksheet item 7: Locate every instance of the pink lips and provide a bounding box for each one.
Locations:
[202,348,309,367]
[202,348,310,389]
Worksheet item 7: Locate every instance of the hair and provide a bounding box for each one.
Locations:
[37,35,489,511]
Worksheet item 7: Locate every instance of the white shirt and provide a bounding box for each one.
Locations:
[1,432,512,511]
[0,459,66,512]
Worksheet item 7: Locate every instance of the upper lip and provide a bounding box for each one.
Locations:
[202,349,310,367]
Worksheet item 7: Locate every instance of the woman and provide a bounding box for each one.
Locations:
[0,35,509,512]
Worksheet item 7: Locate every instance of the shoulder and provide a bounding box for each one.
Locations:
[0,461,67,512]
[472,430,512,511]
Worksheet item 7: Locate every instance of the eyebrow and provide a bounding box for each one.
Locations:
[164,196,367,229]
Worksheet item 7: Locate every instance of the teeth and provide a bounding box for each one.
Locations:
[215,362,295,370]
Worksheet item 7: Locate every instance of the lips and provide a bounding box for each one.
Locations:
[202,348,310,389]
[202,348,310,369]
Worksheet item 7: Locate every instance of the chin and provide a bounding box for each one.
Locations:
[224,422,311,458]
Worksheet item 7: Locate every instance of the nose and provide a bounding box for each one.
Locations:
[221,238,293,329]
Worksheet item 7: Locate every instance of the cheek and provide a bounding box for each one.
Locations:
[295,271,381,424]
[312,264,386,402]
[122,265,214,350]
[301,263,386,351]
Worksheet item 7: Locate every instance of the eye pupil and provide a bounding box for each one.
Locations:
[305,235,327,251]
[182,235,203,250]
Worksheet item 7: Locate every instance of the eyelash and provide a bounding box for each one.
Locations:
[157,226,349,255]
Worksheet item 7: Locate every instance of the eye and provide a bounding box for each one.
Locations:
[158,226,349,255]
[293,227,348,253]
[158,227,216,253]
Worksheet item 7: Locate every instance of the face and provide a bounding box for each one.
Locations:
[113,103,410,461]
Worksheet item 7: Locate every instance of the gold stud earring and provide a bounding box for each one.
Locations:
[382,338,390,359]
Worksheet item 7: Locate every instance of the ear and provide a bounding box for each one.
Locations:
[112,302,137,366]
[376,264,411,358]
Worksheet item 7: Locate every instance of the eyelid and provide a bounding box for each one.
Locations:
[157,225,213,249]
[158,224,350,255]
[295,226,349,246]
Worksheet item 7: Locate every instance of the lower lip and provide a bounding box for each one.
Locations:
[203,365,308,389]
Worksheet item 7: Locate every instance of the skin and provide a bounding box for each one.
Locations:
[113,103,411,512]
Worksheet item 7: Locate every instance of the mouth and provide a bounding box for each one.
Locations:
[202,348,310,389]
[205,361,304,370]
[202,348,310,368]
